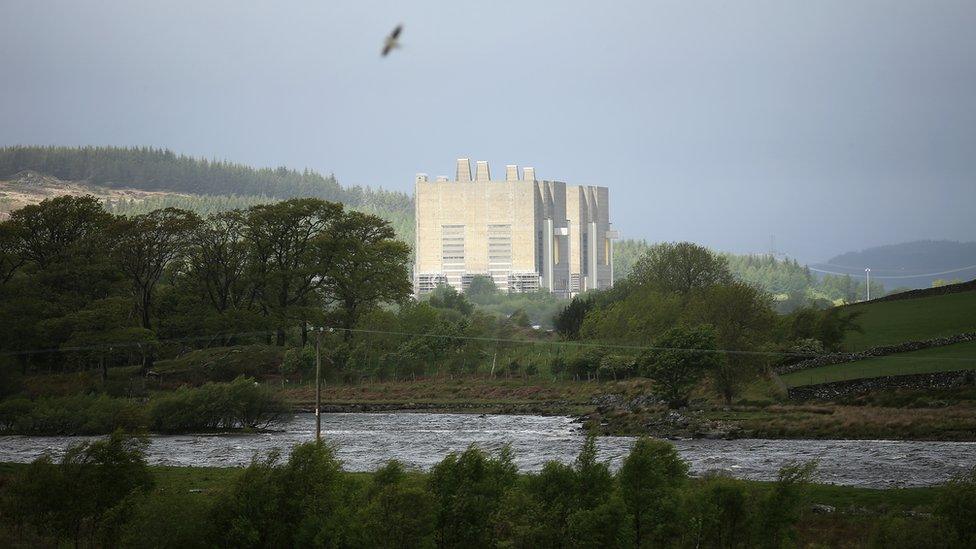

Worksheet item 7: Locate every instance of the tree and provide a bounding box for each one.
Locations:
[113,208,201,372]
[428,446,517,548]
[245,199,344,345]
[464,275,499,302]
[320,210,411,341]
[684,282,777,404]
[618,438,688,548]
[0,221,24,285]
[185,210,254,313]
[640,325,723,408]
[629,241,733,295]
[355,460,436,548]
[427,284,474,315]
[553,294,593,340]
[5,195,113,270]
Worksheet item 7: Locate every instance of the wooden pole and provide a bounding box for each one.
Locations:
[315,328,321,443]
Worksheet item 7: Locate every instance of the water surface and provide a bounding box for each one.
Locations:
[1,413,972,488]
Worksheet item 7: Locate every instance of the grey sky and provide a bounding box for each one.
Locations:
[2,0,974,261]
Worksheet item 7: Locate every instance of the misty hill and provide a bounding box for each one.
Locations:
[814,240,976,290]
[0,145,412,212]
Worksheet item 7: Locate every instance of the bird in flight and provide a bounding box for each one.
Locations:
[382,24,402,57]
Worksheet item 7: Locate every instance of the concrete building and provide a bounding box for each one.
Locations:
[414,158,616,297]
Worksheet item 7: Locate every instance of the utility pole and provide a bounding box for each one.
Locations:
[865,268,871,301]
[315,327,322,443]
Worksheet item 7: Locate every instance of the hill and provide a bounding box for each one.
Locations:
[813,240,976,290]
[0,146,416,243]
[841,288,976,351]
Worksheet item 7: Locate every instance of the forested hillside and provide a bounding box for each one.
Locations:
[0,145,415,244]
[0,146,411,211]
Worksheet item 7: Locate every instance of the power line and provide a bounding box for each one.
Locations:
[807,264,976,280]
[3,324,975,364]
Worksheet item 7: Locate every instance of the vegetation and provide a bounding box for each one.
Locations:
[0,195,410,375]
[839,291,976,351]
[780,341,976,387]
[614,239,888,309]
[0,377,286,435]
[3,433,975,548]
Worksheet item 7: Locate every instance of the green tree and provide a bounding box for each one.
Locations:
[618,437,689,548]
[641,325,723,408]
[464,274,499,302]
[428,446,518,548]
[245,199,344,345]
[427,284,474,315]
[355,460,436,548]
[629,241,733,295]
[321,210,411,341]
[113,208,201,372]
[935,466,976,546]
[756,460,816,549]
[684,282,777,403]
[553,294,593,340]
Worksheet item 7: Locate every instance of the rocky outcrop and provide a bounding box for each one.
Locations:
[788,370,976,401]
[775,333,976,375]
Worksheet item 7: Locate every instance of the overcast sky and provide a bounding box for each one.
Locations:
[2,0,974,261]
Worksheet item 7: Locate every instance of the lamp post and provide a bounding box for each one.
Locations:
[865,268,871,301]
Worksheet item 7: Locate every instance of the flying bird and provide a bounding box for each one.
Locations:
[382,24,402,57]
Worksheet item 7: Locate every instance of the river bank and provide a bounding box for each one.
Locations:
[280,377,976,442]
[0,459,950,549]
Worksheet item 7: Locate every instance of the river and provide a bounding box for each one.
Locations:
[1,413,973,488]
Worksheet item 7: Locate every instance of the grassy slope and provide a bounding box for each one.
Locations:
[778,290,976,387]
[842,291,976,351]
[781,340,976,387]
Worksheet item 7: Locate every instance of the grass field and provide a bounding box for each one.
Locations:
[781,340,976,387]
[841,291,976,351]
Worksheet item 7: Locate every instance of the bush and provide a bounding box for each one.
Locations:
[1,432,153,547]
[428,445,518,548]
[0,394,146,435]
[618,437,689,547]
[935,466,976,545]
[149,376,288,432]
[210,441,351,547]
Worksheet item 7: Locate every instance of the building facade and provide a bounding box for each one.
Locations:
[414,158,615,297]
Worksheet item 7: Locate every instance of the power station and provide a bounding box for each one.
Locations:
[414,158,616,298]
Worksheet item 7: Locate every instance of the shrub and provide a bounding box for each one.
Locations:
[935,466,976,545]
[0,394,146,435]
[617,437,689,547]
[428,445,518,548]
[210,442,351,548]
[149,376,288,432]
[1,432,153,547]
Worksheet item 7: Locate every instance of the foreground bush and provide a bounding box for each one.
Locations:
[0,432,153,547]
[149,376,288,432]
[15,437,976,548]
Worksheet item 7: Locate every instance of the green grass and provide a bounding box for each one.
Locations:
[781,340,976,388]
[842,291,976,351]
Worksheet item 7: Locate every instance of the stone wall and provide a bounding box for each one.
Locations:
[775,332,976,376]
[788,370,976,401]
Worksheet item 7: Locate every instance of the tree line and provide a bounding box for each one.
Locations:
[0,195,411,376]
[0,145,412,212]
[553,242,863,406]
